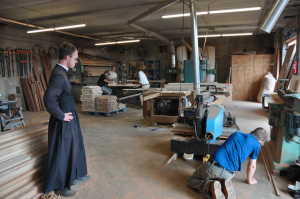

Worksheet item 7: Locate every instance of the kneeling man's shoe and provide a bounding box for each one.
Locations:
[221,179,236,199]
[210,180,225,199]
[72,175,91,185]
[54,188,77,197]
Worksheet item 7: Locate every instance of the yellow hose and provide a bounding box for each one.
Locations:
[30,112,49,123]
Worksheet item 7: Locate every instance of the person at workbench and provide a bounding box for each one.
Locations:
[43,42,90,197]
[107,66,118,83]
[98,70,112,95]
[133,69,150,106]
[187,128,269,199]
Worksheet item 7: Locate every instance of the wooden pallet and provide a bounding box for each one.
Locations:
[83,108,126,117]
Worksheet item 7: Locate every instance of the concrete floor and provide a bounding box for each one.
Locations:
[21,101,293,199]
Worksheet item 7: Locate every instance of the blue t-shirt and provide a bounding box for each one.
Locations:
[211,132,261,171]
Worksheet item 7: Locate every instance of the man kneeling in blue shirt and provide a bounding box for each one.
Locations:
[187,128,269,199]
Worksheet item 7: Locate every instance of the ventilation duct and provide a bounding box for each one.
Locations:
[127,0,179,68]
[259,0,289,33]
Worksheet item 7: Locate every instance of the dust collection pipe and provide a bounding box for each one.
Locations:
[189,0,200,95]
[127,0,179,68]
[259,0,289,33]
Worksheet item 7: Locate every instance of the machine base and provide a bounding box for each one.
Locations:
[171,137,226,156]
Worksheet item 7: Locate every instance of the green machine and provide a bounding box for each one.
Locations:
[184,59,207,83]
[265,79,300,172]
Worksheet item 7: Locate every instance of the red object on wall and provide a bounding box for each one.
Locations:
[293,61,297,75]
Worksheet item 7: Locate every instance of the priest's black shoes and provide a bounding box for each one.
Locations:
[72,175,91,185]
[54,188,77,197]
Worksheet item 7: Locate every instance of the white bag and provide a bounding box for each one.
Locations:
[257,72,276,102]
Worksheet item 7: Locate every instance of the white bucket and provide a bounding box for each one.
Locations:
[206,74,215,82]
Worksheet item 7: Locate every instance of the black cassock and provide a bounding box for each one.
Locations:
[43,64,87,193]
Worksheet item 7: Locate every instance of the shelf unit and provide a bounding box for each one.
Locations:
[139,60,160,80]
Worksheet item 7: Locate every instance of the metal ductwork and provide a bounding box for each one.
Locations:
[127,0,179,68]
[259,0,289,33]
[190,0,200,95]
[0,16,99,40]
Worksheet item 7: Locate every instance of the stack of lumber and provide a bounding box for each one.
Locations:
[0,121,48,199]
[117,103,126,109]
[81,86,103,111]
[36,47,53,86]
[84,66,111,77]
[20,75,47,112]
[95,96,118,112]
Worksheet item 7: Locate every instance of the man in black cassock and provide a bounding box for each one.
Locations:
[43,42,90,197]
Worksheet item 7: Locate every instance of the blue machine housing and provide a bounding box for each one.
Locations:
[206,106,224,143]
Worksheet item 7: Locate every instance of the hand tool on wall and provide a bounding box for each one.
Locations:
[15,49,19,76]
[1,49,5,77]
[11,49,14,77]
[28,50,32,74]
[0,48,2,77]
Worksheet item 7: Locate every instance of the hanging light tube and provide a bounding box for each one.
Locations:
[198,33,253,37]
[27,24,86,33]
[162,7,261,18]
[95,40,140,46]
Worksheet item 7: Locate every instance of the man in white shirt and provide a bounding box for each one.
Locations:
[133,70,149,89]
[133,70,150,106]
[107,66,117,83]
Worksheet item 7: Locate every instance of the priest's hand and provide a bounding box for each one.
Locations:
[64,112,74,122]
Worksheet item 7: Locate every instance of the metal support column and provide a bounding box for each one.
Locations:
[189,0,200,96]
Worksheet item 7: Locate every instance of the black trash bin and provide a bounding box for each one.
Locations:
[288,165,300,183]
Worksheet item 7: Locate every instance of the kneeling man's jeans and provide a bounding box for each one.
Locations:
[187,161,235,194]
[101,86,112,95]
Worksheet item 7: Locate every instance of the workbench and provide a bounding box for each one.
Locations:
[107,83,141,106]
[123,79,165,88]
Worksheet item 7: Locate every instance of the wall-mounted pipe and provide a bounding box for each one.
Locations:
[190,0,200,94]
[259,0,289,33]
[0,16,99,40]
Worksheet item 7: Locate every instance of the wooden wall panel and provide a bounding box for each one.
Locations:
[232,54,275,101]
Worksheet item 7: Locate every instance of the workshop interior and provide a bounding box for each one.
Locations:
[1,0,300,198]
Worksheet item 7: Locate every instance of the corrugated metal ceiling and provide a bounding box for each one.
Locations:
[0,0,299,41]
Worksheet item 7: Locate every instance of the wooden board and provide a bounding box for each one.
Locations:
[231,54,275,101]
[0,154,30,173]
[152,115,178,124]
[84,66,111,77]
[274,44,296,91]
[79,54,117,67]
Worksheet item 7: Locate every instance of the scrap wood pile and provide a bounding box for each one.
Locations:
[20,75,47,112]
[81,86,103,111]
[95,96,119,112]
[0,121,48,199]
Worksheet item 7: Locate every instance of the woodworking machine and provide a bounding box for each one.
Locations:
[171,91,238,156]
[264,79,300,171]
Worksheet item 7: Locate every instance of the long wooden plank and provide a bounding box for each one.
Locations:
[14,182,43,199]
[0,130,47,150]
[152,115,178,124]
[0,154,47,182]
[0,164,45,192]
[274,44,296,91]
[29,81,40,111]
[143,93,160,101]
[40,74,47,92]
[0,121,48,141]
[0,134,47,157]
[20,78,35,111]
[1,175,44,199]
[0,154,30,173]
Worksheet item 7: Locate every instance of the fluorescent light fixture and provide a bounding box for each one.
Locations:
[162,11,207,18]
[27,24,86,33]
[54,24,86,30]
[198,33,253,37]
[117,40,140,44]
[209,7,261,14]
[27,28,54,33]
[198,34,221,38]
[222,33,253,36]
[162,7,261,18]
[95,40,140,46]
